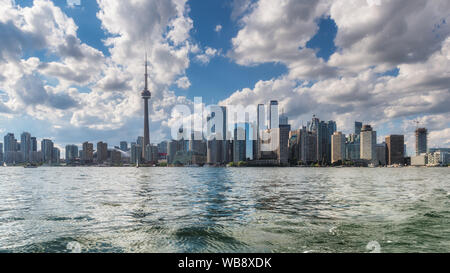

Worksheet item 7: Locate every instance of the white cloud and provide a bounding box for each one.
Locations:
[215,24,222,33]
[195,47,218,64]
[176,76,191,89]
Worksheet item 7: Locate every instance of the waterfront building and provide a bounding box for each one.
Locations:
[207,139,222,165]
[256,104,266,159]
[301,127,317,164]
[158,141,168,160]
[0,143,3,163]
[269,100,279,130]
[331,132,346,164]
[52,147,60,165]
[41,139,54,165]
[81,142,94,164]
[307,116,330,164]
[327,121,337,163]
[360,125,377,164]
[376,143,387,166]
[355,122,363,136]
[31,137,37,152]
[233,124,246,163]
[386,135,404,165]
[278,124,291,165]
[288,130,299,164]
[97,142,108,164]
[429,148,450,154]
[279,112,288,126]
[411,155,427,166]
[415,128,428,155]
[346,133,360,161]
[245,122,256,161]
[30,151,42,164]
[4,133,17,163]
[65,145,79,164]
[110,149,122,166]
[130,143,142,165]
[120,141,128,152]
[20,132,31,163]
[167,141,177,164]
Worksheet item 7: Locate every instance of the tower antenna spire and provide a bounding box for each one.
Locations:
[144,51,148,91]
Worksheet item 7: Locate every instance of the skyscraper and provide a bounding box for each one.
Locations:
[233,124,246,163]
[41,139,54,165]
[278,124,291,165]
[52,147,60,165]
[360,125,377,164]
[307,116,329,164]
[31,137,37,152]
[415,128,428,155]
[279,111,288,126]
[82,142,94,164]
[327,121,337,163]
[355,122,363,136]
[20,132,31,163]
[120,141,128,152]
[386,135,404,165]
[141,53,152,162]
[331,132,346,164]
[97,141,108,164]
[65,145,79,164]
[269,100,279,130]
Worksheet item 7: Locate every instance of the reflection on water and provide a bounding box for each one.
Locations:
[0,167,449,253]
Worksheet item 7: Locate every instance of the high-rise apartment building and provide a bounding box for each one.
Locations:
[82,142,94,164]
[278,124,291,165]
[331,132,346,164]
[376,143,386,166]
[355,122,363,136]
[269,100,279,130]
[65,145,79,164]
[97,142,108,164]
[233,124,246,163]
[386,135,404,165]
[41,139,54,165]
[52,147,60,165]
[20,132,31,163]
[120,141,128,152]
[360,125,377,164]
[415,128,428,155]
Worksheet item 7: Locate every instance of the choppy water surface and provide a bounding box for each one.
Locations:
[0,167,449,253]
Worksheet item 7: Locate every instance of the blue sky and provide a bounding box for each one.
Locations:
[1,0,449,155]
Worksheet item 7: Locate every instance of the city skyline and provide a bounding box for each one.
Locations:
[0,107,444,162]
[0,0,449,158]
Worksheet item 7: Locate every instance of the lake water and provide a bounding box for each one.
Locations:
[0,167,449,253]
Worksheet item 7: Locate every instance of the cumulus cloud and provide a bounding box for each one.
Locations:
[195,47,218,64]
[176,76,191,89]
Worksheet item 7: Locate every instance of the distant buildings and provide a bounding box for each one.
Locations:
[331,132,345,164]
[415,128,428,155]
[376,143,387,166]
[41,139,54,165]
[360,125,377,165]
[386,135,404,165]
[97,142,108,164]
[120,141,128,152]
[81,142,94,164]
[66,145,79,164]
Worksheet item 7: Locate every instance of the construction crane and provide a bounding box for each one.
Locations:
[413,120,420,129]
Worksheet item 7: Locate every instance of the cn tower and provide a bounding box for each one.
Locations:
[141,53,151,162]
